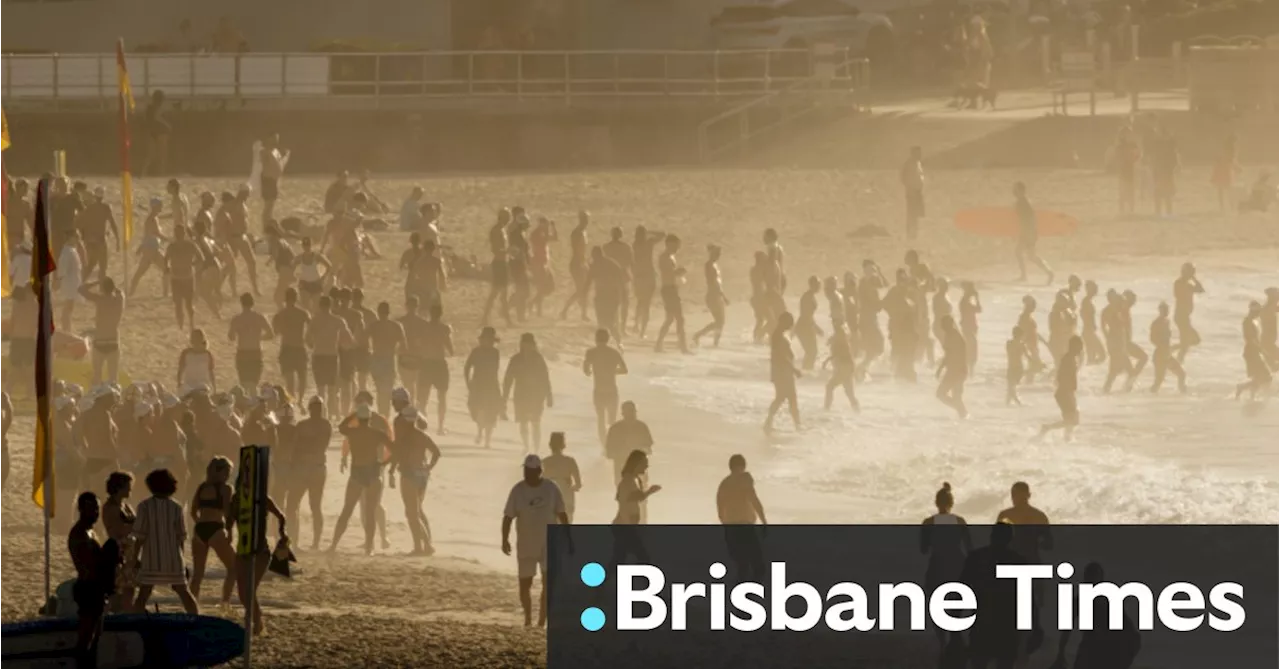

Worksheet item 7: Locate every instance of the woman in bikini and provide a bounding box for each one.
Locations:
[188,456,238,609]
[101,471,137,612]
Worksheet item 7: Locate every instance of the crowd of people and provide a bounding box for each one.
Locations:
[1,127,1275,668]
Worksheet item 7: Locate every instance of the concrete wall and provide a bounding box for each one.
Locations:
[1,0,453,53]
[568,0,725,51]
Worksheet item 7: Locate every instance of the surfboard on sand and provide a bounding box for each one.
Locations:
[2,614,244,669]
[953,206,1079,238]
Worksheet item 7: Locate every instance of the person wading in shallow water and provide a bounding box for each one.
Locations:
[583,328,628,447]
[502,454,571,628]
[764,312,802,434]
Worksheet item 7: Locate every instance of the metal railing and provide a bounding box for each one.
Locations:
[1,48,866,110]
[698,57,870,163]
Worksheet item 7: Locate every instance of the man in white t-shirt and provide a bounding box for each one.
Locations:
[502,454,571,627]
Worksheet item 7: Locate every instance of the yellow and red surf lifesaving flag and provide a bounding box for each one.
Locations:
[2,108,11,298]
[116,39,136,245]
[31,179,58,516]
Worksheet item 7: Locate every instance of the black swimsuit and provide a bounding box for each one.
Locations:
[193,482,226,543]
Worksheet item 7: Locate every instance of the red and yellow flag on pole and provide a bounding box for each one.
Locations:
[31,179,57,518]
[116,39,135,246]
[2,109,11,298]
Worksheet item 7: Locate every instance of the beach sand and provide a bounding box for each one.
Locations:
[3,145,1277,666]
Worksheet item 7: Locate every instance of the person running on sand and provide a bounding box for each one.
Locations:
[132,469,199,614]
[293,237,332,313]
[273,287,311,401]
[412,240,449,313]
[177,329,217,394]
[858,260,888,378]
[129,198,169,297]
[419,303,454,434]
[935,316,969,419]
[464,327,505,448]
[69,491,119,668]
[1080,280,1106,365]
[258,133,289,224]
[228,293,275,390]
[397,295,430,407]
[368,301,407,416]
[958,281,981,370]
[389,391,441,556]
[584,246,626,343]
[264,223,296,308]
[79,278,126,386]
[504,333,554,453]
[1013,182,1054,285]
[481,209,512,327]
[330,401,392,555]
[1235,302,1272,401]
[1172,262,1204,363]
[559,211,592,321]
[794,276,824,371]
[334,288,367,415]
[584,328,628,446]
[191,199,225,319]
[602,227,634,335]
[507,217,532,322]
[166,178,190,232]
[920,482,970,650]
[188,457,237,610]
[163,224,203,329]
[502,454,571,628]
[1005,326,1030,406]
[823,325,860,412]
[541,432,581,523]
[717,454,768,582]
[1149,302,1187,394]
[101,472,137,612]
[900,146,925,240]
[77,186,120,283]
[605,401,654,485]
[150,394,191,492]
[288,397,332,549]
[529,217,558,318]
[692,244,729,348]
[351,289,382,392]
[764,312,802,434]
[611,450,659,564]
[630,225,665,337]
[308,295,353,411]
[1040,336,1083,441]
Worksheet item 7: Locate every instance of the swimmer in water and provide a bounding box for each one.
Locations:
[931,277,954,365]
[1016,296,1049,384]
[822,325,860,412]
[1006,326,1031,406]
[1046,290,1078,373]
[794,276,824,370]
[1235,301,1272,401]
[1120,290,1148,391]
[934,316,969,418]
[763,312,802,434]
[958,281,981,370]
[1080,280,1106,365]
[1100,289,1132,393]
[652,234,690,354]
[1172,262,1204,363]
[1040,336,1083,441]
[1149,302,1187,394]
[692,244,729,348]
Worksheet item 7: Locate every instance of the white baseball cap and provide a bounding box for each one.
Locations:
[523,454,542,469]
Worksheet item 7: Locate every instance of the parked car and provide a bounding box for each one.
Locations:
[710,0,896,64]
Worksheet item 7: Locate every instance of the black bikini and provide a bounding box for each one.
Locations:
[193,482,226,543]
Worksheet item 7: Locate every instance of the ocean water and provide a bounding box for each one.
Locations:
[641,255,1278,525]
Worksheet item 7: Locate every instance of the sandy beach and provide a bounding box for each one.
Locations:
[3,115,1277,666]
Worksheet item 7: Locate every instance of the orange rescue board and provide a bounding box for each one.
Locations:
[953,207,1079,238]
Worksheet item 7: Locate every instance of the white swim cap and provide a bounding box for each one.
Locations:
[523,454,542,470]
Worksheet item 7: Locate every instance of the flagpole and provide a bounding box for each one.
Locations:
[116,38,134,293]
[38,176,53,604]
